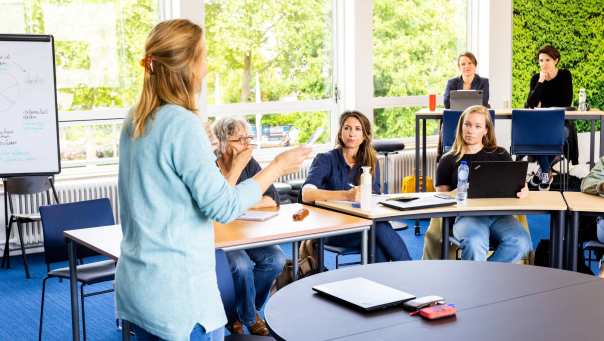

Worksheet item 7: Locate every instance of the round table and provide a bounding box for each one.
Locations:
[265,261,603,341]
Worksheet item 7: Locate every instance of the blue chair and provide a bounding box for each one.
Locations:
[215,249,276,340]
[38,198,116,341]
[442,109,496,154]
[510,109,566,189]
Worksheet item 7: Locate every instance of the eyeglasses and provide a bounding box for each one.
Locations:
[228,135,255,144]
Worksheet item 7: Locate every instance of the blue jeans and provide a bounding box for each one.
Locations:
[536,155,555,173]
[226,246,286,326]
[131,322,224,341]
[453,215,532,262]
[325,221,411,262]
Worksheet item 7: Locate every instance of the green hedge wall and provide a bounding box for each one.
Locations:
[512,0,604,132]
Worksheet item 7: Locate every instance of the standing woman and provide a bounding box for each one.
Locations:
[302,111,411,262]
[524,44,578,190]
[116,19,310,341]
[443,52,490,109]
[213,117,285,336]
[435,105,531,262]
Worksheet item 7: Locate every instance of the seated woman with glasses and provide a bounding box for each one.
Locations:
[301,111,411,262]
[213,117,286,336]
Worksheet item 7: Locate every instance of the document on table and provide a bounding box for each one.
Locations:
[237,210,279,221]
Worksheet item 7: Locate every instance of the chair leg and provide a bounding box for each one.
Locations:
[2,220,13,269]
[81,284,87,341]
[15,221,30,279]
[39,277,49,341]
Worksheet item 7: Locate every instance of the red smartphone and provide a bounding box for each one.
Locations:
[418,304,456,320]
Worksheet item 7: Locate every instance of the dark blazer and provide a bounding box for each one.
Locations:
[443,74,490,109]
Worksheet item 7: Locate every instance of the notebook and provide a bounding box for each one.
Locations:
[450,90,483,110]
[236,210,278,221]
[468,161,528,198]
[312,277,415,312]
[379,194,457,211]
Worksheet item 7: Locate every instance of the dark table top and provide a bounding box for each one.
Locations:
[265,261,603,341]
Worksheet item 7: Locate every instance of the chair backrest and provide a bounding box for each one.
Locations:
[4,176,59,213]
[442,109,496,154]
[39,198,115,265]
[215,249,239,324]
[510,109,565,156]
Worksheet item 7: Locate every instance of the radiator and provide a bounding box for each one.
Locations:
[377,149,438,194]
[3,149,437,249]
[2,179,120,249]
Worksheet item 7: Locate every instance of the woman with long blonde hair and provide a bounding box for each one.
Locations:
[116,19,310,341]
[301,111,411,262]
[434,105,531,262]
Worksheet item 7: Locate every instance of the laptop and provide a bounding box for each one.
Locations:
[312,277,415,312]
[379,193,457,211]
[468,161,528,198]
[450,90,483,110]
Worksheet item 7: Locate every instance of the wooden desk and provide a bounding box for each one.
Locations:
[266,261,603,341]
[563,191,604,271]
[63,203,372,341]
[413,108,604,194]
[317,191,567,268]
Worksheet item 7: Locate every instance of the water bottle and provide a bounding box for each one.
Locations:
[360,166,372,210]
[578,88,587,111]
[456,161,469,204]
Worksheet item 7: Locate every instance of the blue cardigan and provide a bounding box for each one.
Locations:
[443,74,490,109]
[116,104,261,340]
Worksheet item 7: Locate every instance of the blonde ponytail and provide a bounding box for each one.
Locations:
[131,19,205,138]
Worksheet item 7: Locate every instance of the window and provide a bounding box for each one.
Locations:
[0,0,161,166]
[204,0,336,148]
[372,0,468,139]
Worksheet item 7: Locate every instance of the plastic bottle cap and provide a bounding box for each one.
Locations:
[460,161,468,165]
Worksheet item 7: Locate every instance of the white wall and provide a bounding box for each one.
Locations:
[486,0,513,149]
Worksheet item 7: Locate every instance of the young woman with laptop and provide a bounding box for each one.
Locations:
[443,52,490,109]
[434,105,532,262]
[438,51,490,161]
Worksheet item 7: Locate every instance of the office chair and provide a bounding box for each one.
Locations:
[510,109,567,190]
[215,249,276,340]
[38,198,117,341]
[2,176,59,278]
[442,109,496,155]
[373,139,405,194]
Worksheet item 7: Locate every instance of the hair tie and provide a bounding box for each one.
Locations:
[139,55,154,73]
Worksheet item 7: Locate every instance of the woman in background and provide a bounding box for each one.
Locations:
[116,19,310,341]
[439,52,490,161]
[524,44,578,190]
[443,52,490,109]
[302,111,411,263]
[213,117,285,336]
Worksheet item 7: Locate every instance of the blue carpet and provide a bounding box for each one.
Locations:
[0,215,598,340]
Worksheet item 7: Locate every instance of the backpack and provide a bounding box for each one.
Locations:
[270,239,321,295]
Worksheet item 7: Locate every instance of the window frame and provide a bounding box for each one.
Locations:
[52,0,479,173]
